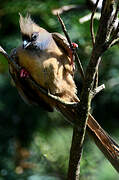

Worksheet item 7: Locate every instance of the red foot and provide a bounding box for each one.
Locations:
[20,68,29,78]
[68,42,78,66]
[72,42,78,48]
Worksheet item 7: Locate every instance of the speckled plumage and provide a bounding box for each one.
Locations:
[11,14,79,107]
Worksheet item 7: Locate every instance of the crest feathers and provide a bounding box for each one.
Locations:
[19,13,34,37]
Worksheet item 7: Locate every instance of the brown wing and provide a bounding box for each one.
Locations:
[52,32,70,57]
[52,32,76,76]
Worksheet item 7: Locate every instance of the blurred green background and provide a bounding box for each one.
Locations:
[0,0,119,179]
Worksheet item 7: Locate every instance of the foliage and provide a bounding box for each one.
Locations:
[0,0,119,179]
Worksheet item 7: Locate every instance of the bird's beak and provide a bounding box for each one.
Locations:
[23,40,31,49]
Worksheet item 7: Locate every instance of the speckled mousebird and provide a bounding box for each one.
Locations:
[9,14,119,171]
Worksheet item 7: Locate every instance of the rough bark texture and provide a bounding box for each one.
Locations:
[67,0,117,179]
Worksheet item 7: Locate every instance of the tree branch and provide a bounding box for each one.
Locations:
[90,0,100,94]
[91,84,105,98]
[67,0,116,179]
[90,0,100,46]
[1,45,119,174]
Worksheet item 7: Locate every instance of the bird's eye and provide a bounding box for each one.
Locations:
[31,33,38,41]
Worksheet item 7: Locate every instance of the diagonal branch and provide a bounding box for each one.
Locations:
[1,45,119,173]
[90,0,100,46]
[90,0,100,91]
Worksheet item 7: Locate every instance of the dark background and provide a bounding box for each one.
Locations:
[0,0,119,179]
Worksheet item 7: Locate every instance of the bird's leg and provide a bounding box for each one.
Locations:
[20,68,29,78]
[68,43,78,66]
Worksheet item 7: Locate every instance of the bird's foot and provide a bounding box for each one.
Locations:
[72,42,78,49]
[20,68,29,78]
[68,43,78,65]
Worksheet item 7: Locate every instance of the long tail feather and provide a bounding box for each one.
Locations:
[56,104,119,172]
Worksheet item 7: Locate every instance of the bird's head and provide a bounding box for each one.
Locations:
[19,14,51,50]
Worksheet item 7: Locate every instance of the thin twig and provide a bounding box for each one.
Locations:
[93,68,99,89]
[90,0,100,91]
[57,13,72,47]
[0,46,15,65]
[57,13,85,80]
[91,84,105,98]
[90,0,100,46]
[104,36,119,51]
[109,37,119,47]
[52,4,87,15]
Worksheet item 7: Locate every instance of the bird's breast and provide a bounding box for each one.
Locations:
[17,48,64,90]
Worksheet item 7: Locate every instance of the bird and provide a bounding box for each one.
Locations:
[10,14,79,110]
[9,14,119,171]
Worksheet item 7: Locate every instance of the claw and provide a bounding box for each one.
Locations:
[72,42,78,48]
[20,68,29,78]
[68,42,78,66]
